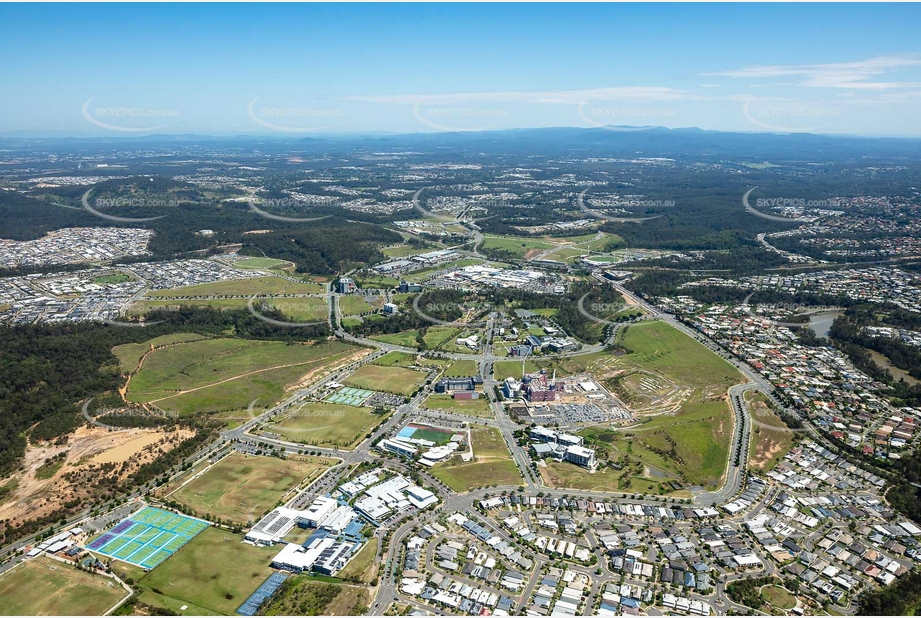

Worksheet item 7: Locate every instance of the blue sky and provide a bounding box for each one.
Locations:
[1,3,920,137]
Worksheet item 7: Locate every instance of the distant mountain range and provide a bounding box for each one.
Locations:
[3,126,921,161]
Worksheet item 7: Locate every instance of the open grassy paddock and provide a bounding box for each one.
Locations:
[124,339,358,415]
[168,452,334,525]
[112,332,207,372]
[370,330,419,348]
[354,274,401,289]
[268,403,388,449]
[560,320,744,491]
[538,460,661,494]
[136,527,278,616]
[493,358,569,381]
[576,401,734,490]
[481,235,556,259]
[128,297,254,316]
[761,585,798,610]
[614,321,741,392]
[423,326,461,349]
[372,351,418,367]
[0,557,127,616]
[747,391,796,472]
[443,359,479,377]
[432,427,522,492]
[232,257,295,271]
[262,578,370,616]
[337,538,379,584]
[382,244,425,258]
[339,295,385,316]
[342,364,427,396]
[146,275,324,297]
[423,393,493,418]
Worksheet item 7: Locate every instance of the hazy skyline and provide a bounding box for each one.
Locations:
[2,3,920,137]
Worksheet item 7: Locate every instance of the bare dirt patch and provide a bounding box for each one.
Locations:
[0,426,193,526]
[291,347,371,391]
[90,432,173,464]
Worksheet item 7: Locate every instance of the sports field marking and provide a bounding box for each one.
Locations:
[87,506,209,569]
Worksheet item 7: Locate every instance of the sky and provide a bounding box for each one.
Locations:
[1,3,920,137]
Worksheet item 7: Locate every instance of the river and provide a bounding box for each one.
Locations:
[807,311,842,338]
[867,349,921,386]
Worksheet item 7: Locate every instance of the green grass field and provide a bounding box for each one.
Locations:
[616,320,740,390]
[339,295,384,316]
[493,359,566,381]
[146,275,323,297]
[372,351,418,367]
[423,393,493,418]
[432,427,522,492]
[125,339,357,415]
[424,326,462,349]
[262,579,370,616]
[370,331,420,347]
[369,326,458,350]
[567,320,743,490]
[268,403,387,449]
[342,364,426,396]
[761,585,797,610]
[169,452,334,524]
[136,527,277,615]
[264,296,328,322]
[443,360,479,377]
[232,257,294,270]
[354,274,400,289]
[128,297,251,316]
[576,403,734,490]
[337,538,378,584]
[111,333,206,372]
[481,235,556,258]
[0,557,126,616]
[128,297,330,324]
[382,244,425,258]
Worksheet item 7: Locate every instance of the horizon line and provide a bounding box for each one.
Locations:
[3,124,921,141]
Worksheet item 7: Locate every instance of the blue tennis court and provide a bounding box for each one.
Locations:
[237,572,289,615]
[323,386,374,407]
[86,506,209,569]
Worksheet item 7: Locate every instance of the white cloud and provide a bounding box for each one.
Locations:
[705,55,921,90]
